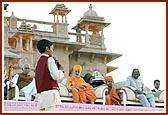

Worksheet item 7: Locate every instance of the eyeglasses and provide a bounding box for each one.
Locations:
[24,67,30,69]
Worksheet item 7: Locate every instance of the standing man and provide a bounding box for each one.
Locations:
[125,68,155,107]
[76,24,82,42]
[35,39,64,111]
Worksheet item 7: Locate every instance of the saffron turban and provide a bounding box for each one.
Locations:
[104,76,114,82]
[73,65,82,72]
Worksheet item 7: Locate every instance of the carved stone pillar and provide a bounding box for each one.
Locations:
[101,29,105,48]
[54,14,56,23]
[56,12,59,23]
[18,35,23,50]
[29,36,33,51]
[65,14,67,24]
[4,19,10,49]
[24,39,29,51]
[85,23,89,45]
[62,16,63,23]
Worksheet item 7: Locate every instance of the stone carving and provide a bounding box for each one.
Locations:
[18,21,36,32]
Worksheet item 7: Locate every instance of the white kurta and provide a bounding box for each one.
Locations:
[125,76,156,107]
[37,54,64,109]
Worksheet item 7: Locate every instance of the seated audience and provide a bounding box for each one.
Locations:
[65,65,96,104]
[10,63,37,101]
[125,68,155,107]
[105,76,121,105]
[151,79,164,98]
[151,79,161,92]
[4,70,10,100]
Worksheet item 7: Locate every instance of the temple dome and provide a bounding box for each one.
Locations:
[83,4,98,17]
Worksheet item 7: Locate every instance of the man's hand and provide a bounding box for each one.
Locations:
[136,90,144,94]
[59,65,64,72]
[9,82,16,87]
[77,85,86,89]
[67,86,73,92]
[31,95,35,101]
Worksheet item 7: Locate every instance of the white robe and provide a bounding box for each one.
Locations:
[125,76,156,107]
[11,74,37,101]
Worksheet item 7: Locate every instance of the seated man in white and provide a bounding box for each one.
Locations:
[10,63,37,101]
[125,68,155,107]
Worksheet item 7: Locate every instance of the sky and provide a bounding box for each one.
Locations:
[3,2,166,90]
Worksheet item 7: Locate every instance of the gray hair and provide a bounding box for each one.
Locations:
[21,63,30,69]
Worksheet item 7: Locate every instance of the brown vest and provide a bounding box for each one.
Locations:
[17,73,33,90]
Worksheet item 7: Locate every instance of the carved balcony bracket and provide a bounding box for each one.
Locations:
[90,54,95,63]
[104,55,107,64]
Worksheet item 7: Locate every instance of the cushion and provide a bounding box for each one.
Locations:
[58,83,69,97]
[122,87,136,100]
[114,81,125,89]
[94,84,108,98]
[159,90,164,102]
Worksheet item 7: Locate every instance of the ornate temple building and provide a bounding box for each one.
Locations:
[4,4,122,83]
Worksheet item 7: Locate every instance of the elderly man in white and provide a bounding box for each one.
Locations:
[10,63,37,101]
[125,68,155,107]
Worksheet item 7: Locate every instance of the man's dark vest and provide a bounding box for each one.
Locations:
[35,56,59,93]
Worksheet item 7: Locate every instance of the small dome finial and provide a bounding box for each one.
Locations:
[83,4,98,17]
[89,4,92,9]
[10,12,16,17]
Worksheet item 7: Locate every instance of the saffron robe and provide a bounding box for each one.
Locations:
[66,76,96,104]
[105,86,121,105]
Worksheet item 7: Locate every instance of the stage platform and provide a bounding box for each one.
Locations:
[3,100,165,113]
